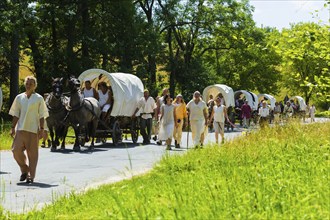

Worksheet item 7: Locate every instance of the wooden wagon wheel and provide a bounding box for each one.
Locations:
[112,120,122,146]
[130,118,139,144]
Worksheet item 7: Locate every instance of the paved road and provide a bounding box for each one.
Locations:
[0,129,243,213]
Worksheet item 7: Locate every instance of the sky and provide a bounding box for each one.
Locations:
[249,0,330,30]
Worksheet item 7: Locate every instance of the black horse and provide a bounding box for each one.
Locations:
[46,77,69,152]
[67,76,101,151]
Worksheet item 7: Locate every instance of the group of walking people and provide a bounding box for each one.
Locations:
[132,89,229,150]
[236,97,317,130]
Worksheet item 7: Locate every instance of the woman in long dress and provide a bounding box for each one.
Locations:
[158,95,177,150]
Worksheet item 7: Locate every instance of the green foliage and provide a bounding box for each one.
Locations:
[5,122,330,219]
[269,22,330,104]
[315,110,330,118]
[0,0,328,110]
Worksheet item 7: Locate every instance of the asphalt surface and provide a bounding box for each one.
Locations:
[0,129,243,213]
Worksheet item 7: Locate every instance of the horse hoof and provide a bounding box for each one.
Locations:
[73,146,80,152]
[50,147,56,152]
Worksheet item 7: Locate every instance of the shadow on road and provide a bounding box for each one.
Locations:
[0,171,11,175]
[17,182,59,188]
[94,142,142,149]
[49,148,109,154]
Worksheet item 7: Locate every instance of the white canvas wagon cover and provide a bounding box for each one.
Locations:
[202,84,235,107]
[258,93,276,109]
[293,96,307,111]
[234,90,258,110]
[78,69,144,117]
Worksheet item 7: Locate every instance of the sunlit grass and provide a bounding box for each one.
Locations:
[0,125,77,151]
[2,122,328,219]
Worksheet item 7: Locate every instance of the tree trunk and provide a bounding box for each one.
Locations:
[80,0,91,69]
[147,54,156,89]
[138,1,157,93]
[27,32,44,92]
[102,53,108,70]
[51,7,59,75]
[9,31,19,105]
[66,19,76,76]
[168,29,176,97]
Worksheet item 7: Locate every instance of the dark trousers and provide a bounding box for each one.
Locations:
[259,117,268,128]
[140,118,152,143]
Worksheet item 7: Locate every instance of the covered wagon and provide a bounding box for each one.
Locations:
[202,84,236,131]
[78,69,144,145]
[234,90,259,125]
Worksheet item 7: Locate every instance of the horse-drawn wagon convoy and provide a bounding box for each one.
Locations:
[1,70,315,152]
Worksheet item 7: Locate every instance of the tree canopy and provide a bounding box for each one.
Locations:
[0,0,328,111]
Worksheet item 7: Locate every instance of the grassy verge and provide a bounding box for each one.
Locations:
[0,121,129,150]
[0,123,13,151]
[315,110,330,118]
[2,122,330,219]
[0,125,81,151]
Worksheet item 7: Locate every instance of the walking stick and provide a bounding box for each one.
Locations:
[186,111,190,149]
[186,118,190,150]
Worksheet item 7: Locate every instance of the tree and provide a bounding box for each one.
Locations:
[0,1,30,105]
[208,27,281,93]
[271,22,330,104]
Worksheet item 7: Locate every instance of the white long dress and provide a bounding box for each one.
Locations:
[158,104,175,141]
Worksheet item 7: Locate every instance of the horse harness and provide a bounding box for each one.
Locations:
[46,93,66,114]
[64,94,98,123]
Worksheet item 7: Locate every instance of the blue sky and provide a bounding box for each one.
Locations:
[249,0,329,30]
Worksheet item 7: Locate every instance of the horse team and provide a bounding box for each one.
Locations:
[45,77,100,152]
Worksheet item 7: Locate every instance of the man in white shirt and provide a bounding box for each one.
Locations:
[310,104,316,122]
[283,101,294,120]
[9,76,49,184]
[186,91,208,147]
[98,82,113,120]
[132,89,157,144]
[258,101,270,128]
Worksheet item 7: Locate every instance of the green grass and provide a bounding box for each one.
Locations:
[0,123,13,150]
[315,110,330,118]
[0,124,77,151]
[2,122,330,219]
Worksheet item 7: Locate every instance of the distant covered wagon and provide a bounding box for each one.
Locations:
[234,90,258,111]
[202,84,236,131]
[78,69,144,145]
[257,93,276,109]
[202,84,235,107]
[234,90,259,125]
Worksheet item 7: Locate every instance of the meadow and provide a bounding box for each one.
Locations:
[0,121,328,219]
[0,124,77,151]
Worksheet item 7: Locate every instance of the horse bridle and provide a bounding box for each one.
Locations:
[46,92,66,113]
